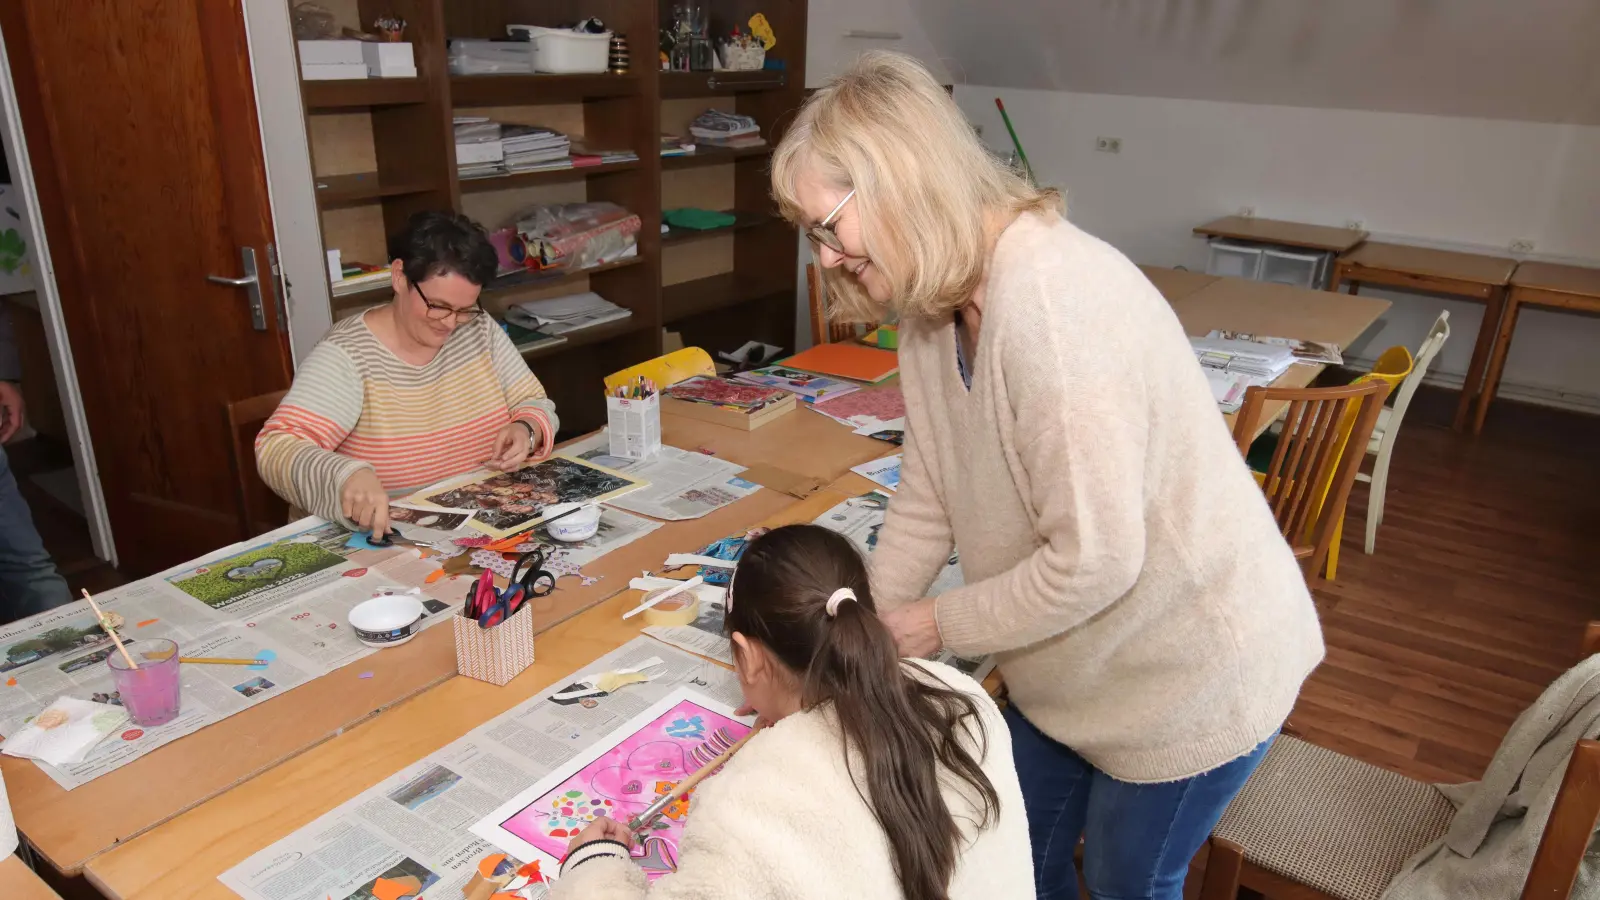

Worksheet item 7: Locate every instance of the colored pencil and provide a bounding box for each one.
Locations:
[627,722,763,833]
[180,657,270,666]
[82,589,139,670]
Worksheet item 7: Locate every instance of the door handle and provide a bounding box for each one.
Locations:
[207,247,268,331]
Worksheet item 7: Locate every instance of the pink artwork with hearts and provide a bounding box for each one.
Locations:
[497,698,749,881]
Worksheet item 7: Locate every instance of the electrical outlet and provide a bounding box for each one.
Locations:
[1345,219,1365,231]
[1510,239,1534,254]
[1238,206,1256,218]
[1095,136,1121,153]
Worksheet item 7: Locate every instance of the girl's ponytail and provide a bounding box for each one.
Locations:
[727,525,999,900]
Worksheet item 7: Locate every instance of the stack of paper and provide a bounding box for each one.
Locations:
[1206,330,1343,366]
[1206,370,1253,414]
[454,117,504,179]
[505,291,632,335]
[1190,336,1296,381]
[732,365,860,402]
[659,134,695,157]
[331,261,390,298]
[503,125,571,173]
[570,142,640,168]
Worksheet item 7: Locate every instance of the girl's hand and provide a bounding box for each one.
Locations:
[485,423,533,471]
[340,468,390,538]
[566,815,635,855]
[881,598,943,658]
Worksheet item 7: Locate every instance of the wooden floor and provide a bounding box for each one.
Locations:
[11,389,1600,788]
[1297,385,1600,783]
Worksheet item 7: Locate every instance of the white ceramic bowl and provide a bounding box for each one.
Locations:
[348,595,426,647]
[543,502,601,542]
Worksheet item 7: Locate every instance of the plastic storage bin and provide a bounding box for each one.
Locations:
[509,26,612,74]
[1206,241,1265,280]
[1260,248,1329,290]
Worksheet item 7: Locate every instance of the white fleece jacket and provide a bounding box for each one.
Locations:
[550,660,1034,900]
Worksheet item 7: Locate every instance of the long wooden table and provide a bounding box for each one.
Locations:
[1172,276,1391,440]
[84,487,856,900]
[9,411,890,876]
[0,855,62,900]
[1328,241,1516,431]
[1139,264,1219,304]
[1473,261,1600,434]
[1192,216,1368,254]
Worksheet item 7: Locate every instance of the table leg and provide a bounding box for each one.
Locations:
[1472,293,1522,435]
[1454,286,1506,431]
[1326,262,1345,293]
[1347,281,1362,296]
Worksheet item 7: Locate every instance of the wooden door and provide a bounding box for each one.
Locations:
[1,0,293,574]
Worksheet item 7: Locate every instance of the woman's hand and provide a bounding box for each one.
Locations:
[881,598,944,658]
[566,815,635,855]
[485,423,534,471]
[340,468,390,538]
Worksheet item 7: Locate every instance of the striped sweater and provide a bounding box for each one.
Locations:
[256,311,559,525]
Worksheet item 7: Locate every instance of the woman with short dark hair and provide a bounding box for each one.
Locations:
[257,211,557,536]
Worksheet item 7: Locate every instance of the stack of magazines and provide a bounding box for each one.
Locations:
[454,117,504,179]
[502,125,571,173]
[688,110,765,149]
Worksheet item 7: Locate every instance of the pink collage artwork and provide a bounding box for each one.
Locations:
[498,698,751,882]
[812,386,906,424]
[663,376,788,409]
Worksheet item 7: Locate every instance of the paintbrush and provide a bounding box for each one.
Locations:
[82,589,139,670]
[994,97,1034,185]
[627,722,763,834]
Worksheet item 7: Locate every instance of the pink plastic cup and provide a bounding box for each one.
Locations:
[106,638,182,726]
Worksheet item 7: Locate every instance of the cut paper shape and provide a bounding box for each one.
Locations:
[6,678,16,687]
[424,569,447,584]
[135,618,159,628]
[664,715,705,740]
[343,567,369,578]
[372,874,423,900]
[636,836,678,873]
[471,550,518,579]
[359,671,375,679]
[251,649,277,670]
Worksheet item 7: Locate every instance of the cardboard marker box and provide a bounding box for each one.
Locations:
[660,389,797,431]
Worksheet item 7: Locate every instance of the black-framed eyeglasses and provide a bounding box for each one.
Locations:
[412,280,484,323]
[805,189,856,254]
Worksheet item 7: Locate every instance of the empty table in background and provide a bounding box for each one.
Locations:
[1139,265,1219,304]
[1329,242,1517,431]
[0,856,62,900]
[1473,261,1600,434]
[1193,216,1369,254]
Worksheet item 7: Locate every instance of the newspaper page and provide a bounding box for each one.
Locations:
[220,639,740,900]
[522,508,662,570]
[565,434,760,521]
[0,518,465,790]
[641,586,733,665]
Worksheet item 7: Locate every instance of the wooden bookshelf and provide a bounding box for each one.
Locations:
[293,0,807,436]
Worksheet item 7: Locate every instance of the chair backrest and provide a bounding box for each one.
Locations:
[225,390,288,542]
[1234,379,1389,577]
[1520,739,1600,899]
[1373,311,1451,455]
[806,263,867,345]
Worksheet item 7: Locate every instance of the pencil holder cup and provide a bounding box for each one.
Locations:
[453,603,535,686]
[606,392,661,460]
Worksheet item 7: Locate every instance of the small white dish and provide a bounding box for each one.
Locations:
[543,502,601,542]
[348,595,426,647]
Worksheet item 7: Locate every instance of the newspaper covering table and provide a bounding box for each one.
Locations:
[0,518,467,790]
[219,639,740,900]
[642,492,993,679]
[565,434,760,521]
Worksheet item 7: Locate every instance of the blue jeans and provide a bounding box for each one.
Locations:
[0,445,72,622]
[1005,704,1273,900]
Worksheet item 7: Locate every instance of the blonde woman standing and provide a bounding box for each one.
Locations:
[771,52,1323,900]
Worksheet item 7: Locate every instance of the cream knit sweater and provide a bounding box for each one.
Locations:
[870,213,1324,784]
[551,661,1034,899]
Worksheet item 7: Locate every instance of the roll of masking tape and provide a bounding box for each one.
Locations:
[641,587,701,627]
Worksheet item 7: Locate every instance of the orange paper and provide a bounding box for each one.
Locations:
[781,342,898,384]
[136,618,159,628]
[371,875,422,900]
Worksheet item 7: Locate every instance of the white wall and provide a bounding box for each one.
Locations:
[806,0,951,87]
[957,86,1600,409]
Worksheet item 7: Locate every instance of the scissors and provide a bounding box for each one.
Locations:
[468,548,558,629]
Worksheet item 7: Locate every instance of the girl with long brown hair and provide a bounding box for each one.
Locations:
[553,524,1033,899]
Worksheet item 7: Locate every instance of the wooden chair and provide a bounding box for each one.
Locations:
[1204,623,1600,900]
[1233,380,1388,580]
[806,263,870,344]
[224,390,288,542]
[1356,310,1451,555]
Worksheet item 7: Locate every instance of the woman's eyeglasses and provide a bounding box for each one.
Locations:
[413,281,484,323]
[805,189,856,255]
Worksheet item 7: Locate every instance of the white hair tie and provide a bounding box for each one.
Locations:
[825,588,857,618]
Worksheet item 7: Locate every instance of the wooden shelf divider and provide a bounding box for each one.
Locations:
[458,159,641,193]
[449,73,639,106]
[315,172,443,208]
[660,145,773,170]
[302,77,429,110]
[661,210,776,246]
